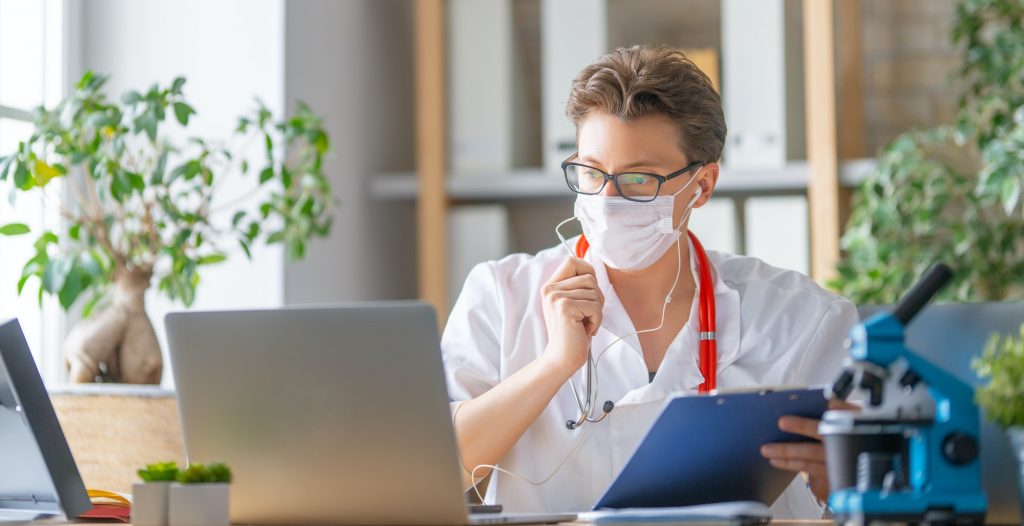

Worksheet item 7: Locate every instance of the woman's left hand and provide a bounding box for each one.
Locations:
[760,400,859,503]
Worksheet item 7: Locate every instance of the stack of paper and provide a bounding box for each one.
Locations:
[578,501,771,526]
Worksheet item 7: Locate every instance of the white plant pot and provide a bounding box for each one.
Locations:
[168,483,230,526]
[131,482,171,526]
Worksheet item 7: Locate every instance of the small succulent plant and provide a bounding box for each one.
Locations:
[137,461,179,482]
[137,461,232,484]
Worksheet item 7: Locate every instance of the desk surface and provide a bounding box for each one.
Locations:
[65,522,833,526]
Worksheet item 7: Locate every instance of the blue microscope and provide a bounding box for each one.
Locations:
[820,264,988,526]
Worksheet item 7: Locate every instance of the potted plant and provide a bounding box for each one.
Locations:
[973,324,1024,516]
[832,0,1024,302]
[0,72,332,384]
[132,462,180,526]
[168,463,232,526]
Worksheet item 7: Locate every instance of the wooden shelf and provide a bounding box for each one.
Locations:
[407,1,865,315]
[370,159,874,202]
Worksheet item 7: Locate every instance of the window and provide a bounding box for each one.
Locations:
[0,0,67,383]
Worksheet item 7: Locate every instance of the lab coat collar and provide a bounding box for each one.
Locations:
[582,235,743,406]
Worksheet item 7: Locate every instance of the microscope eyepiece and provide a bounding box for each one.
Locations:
[892,263,954,326]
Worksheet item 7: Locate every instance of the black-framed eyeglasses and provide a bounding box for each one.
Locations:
[561,154,705,203]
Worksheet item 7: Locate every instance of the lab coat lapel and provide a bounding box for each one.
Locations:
[590,252,642,356]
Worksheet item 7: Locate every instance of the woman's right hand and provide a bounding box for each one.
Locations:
[540,257,604,378]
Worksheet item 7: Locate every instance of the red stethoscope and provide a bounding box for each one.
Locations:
[574,230,718,393]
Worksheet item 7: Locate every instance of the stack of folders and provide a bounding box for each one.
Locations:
[78,489,132,522]
[577,501,772,526]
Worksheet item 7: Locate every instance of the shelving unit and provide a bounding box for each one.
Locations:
[410,0,863,321]
[370,159,874,202]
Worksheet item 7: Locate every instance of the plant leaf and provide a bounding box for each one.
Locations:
[197,254,227,265]
[152,150,168,185]
[1000,176,1021,215]
[0,223,30,236]
[58,265,91,310]
[17,274,31,295]
[173,102,195,126]
[13,161,31,190]
[122,90,142,104]
[171,77,186,94]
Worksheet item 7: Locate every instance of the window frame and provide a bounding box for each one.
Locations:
[0,0,73,385]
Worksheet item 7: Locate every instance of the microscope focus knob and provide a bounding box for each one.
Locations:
[899,369,922,390]
[859,370,885,407]
[831,369,856,400]
[942,432,979,465]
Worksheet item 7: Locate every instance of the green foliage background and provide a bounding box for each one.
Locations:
[832,0,1024,303]
[0,72,333,312]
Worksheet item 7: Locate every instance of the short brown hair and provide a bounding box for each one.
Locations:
[566,45,726,163]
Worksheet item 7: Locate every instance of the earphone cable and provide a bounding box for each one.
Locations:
[465,188,699,502]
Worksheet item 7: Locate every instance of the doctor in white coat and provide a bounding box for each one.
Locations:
[441,46,858,518]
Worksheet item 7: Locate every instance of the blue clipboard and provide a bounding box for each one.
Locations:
[593,388,827,510]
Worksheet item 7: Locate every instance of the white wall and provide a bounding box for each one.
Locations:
[282,0,418,305]
[77,0,286,386]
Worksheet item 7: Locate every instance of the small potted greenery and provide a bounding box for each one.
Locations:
[133,462,179,526]
[973,323,1024,515]
[168,462,232,526]
[132,461,232,526]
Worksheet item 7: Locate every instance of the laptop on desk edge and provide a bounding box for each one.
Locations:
[166,302,574,526]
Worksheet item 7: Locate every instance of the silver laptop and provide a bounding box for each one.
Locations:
[166,302,574,525]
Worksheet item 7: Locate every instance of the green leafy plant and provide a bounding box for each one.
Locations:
[137,461,180,482]
[833,0,1024,303]
[136,461,232,484]
[175,462,233,484]
[0,71,333,384]
[973,324,1024,429]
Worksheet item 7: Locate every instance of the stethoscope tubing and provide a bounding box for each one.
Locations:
[566,230,717,429]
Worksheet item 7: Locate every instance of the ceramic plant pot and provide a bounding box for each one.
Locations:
[168,483,230,526]
[131,482,171,526]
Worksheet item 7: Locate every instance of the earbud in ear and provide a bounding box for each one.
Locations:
[687,186,704,208]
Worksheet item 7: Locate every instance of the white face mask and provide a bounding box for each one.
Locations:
[563,170,703,271]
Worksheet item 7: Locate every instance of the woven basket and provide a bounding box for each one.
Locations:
[50,386,184,494]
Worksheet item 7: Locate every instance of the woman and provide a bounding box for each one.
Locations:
[441,45,858,517]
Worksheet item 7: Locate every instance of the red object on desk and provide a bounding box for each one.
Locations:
[79,503,131,522]
[78,489,131,522]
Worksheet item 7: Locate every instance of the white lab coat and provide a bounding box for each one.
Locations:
[441,237,858,517]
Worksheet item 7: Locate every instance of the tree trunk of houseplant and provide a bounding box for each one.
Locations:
[64,267,163,384]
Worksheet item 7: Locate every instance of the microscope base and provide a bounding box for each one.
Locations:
[834,510,986,526]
